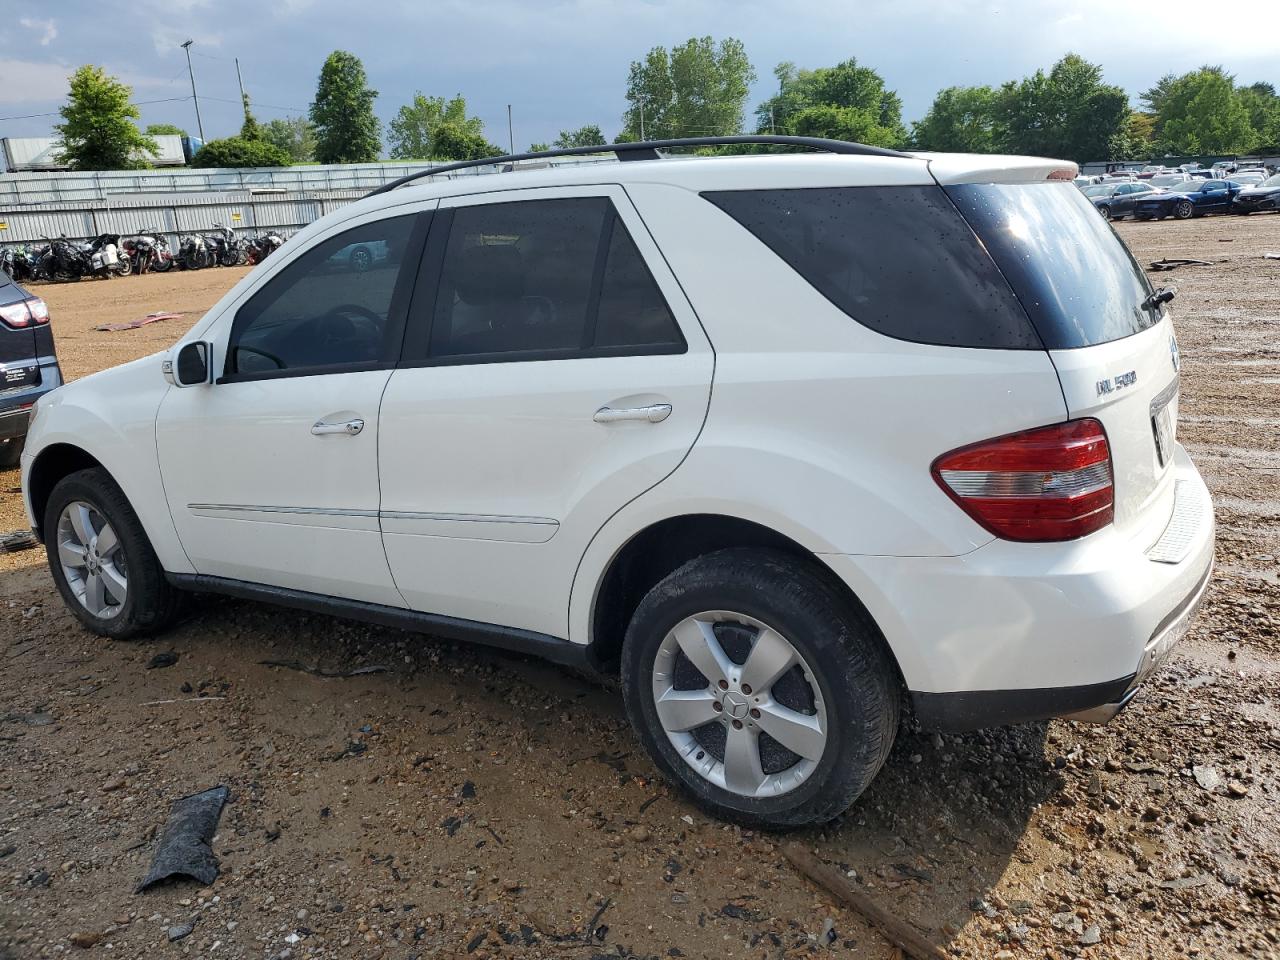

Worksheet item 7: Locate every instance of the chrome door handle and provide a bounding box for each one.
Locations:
[311,417,364,436]
[593,403,672,424]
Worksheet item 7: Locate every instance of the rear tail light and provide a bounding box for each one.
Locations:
[0,298,48,329]
[932,419,1113,542]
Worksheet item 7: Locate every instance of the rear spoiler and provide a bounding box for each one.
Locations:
[912,152,1078,185]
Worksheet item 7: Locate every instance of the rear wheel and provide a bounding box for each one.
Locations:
[43,468,180,639]
[1097,204,1111,220]
[621,549,899,829]
[1174,200,1194,219]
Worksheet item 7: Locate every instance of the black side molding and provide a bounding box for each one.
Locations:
[167,574,595,671]
[909,674,1136,733]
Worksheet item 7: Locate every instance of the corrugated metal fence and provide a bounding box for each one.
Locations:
[0,189,367,250]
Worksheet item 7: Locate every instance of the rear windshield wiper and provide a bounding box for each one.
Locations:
[1142,286,1176,312]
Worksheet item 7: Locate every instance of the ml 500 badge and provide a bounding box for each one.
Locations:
[1096,370,1137,397]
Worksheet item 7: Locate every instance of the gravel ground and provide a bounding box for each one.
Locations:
[1,215,1278,960]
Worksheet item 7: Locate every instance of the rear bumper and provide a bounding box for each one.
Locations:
[0,357,62,442]
[825,444,1215,732]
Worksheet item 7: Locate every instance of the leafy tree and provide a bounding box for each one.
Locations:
[191,136,290,168]
[553,124,606,148]
[388,94,485,160]
[262,117,317,163]
[992,54,1128,163]
[1157,67,1255,154]
[621,37,755,140]
[1108,111,1156,160]
[528,141,551,152]
[310,50,380,163]
[431,122,500,161]
[910,86,997,152]
[754,58,906,148]
[1140,73,1178,116]
[145,123,187,137]
[54,65,158,171]
[240,93,262,141]
[1238,82,1280,151]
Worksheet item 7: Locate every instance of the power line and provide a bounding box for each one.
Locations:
[0,96,193,123]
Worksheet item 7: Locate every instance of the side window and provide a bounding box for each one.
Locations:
[227,214,419,378]
[427,198,684,361]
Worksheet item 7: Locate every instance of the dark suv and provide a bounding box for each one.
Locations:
[0,276,62,468]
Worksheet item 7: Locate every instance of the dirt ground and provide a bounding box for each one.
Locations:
[1,216,1278,960]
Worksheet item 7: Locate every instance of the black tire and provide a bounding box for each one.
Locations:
[1097,204,1111,220]
[0,437,23,470]
[621,548,899,829]
[1174,200,1194,219]
[43,467,181,640]
[348,246,372,273]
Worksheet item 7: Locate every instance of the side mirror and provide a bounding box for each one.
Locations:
[164,341,212,387]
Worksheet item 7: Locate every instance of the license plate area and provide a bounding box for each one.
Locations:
[1150,378,1178,470]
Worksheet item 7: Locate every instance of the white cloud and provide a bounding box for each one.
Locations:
[0,58,73,104]
[18,17,57,46]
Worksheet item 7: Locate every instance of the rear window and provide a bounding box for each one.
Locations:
[703,186,1041,349]
[945,182,1159,349]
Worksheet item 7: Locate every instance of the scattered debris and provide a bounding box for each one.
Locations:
[146,652,179,670]
[0,529,38,553]
[136,786,230,892]
[140,696,225,706]
[1149,258,1213,271]
[782,843,949,960]
[582,897,612,941]
[1192,765,1221,792]
[167,921,195,942]
[94,311,183,333]
[259,660,389,678]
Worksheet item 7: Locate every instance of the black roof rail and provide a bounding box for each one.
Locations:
[364,135,911,198]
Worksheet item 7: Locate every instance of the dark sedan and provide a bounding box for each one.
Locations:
[0,276,63,468]
[1132,179,1241,220]
[1082,181,1162,220]
[1232,173,1280,214]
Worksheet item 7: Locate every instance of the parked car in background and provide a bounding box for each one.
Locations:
[1083,181,1163,220]
[1133,179,1241,219]
[1227,171,1266,187]
[1232,173,1280,213]
[0,276,62,468]
[1148,173,1192,191]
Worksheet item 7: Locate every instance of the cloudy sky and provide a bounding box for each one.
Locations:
[1,0,1277,150]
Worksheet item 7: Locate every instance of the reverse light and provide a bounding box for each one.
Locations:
[932,419,1114,542]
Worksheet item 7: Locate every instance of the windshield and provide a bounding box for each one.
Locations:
[946,182,1159,350]
[1082,185,1113,197]
[1261,174,1280,187]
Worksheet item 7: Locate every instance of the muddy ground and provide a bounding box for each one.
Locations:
[1,215,1278,960]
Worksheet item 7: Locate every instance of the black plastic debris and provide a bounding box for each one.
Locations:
[1149,258,1212,272]
[136,786,229,892]
[146,652,179,670]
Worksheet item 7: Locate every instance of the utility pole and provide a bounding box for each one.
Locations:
[640,99,645,140]
[507,104,514,154]
[235,57,247,113]
[180,40,205,142]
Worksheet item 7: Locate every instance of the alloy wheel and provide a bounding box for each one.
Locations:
[652,611,827,798]
[56,501,127,619]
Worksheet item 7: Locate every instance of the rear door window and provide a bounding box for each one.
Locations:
[703,186,1042,350]
[945,182,1159,349]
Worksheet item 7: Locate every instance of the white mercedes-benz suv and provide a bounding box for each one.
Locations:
[21,137,1214,828]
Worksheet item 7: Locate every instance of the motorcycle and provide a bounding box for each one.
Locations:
[122,230,175,274]
[37,236,92,282]
[204,223,247,267]
[245,230,285,265]
[86,234,130,278]
[177,233,216,271]
[1,244,42,282]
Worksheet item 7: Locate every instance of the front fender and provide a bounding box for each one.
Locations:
[22,353,193,574]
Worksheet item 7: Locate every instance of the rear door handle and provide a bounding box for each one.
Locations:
[593,403,672,424]
[312,417,365,436]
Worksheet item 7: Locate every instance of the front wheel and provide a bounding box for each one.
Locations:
[44,468,181,639]
[621,549,899,829]
[1097,204,1111,220]
[1174,200,1194,219]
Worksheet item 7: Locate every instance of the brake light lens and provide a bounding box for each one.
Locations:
[0,297,48,329]
[932,419,1113,542]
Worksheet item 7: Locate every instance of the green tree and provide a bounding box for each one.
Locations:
[388,93,484,160]
[1108,110,1156,160]
[528,141,551,152]
[145,123,187,137]
[1157,67,1255,154]
[1238,82,1280,151]
[240,93,263,141]
[621,37,755,140]
[553,124,606,148]
[310,50,380,163]
[754,58,906,148]
[191,136,290,168]
[992,54,1129,163]
[262,117,317,163]
[54,65,158,171]
[910,86,997,152]
[431,123,500,161]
